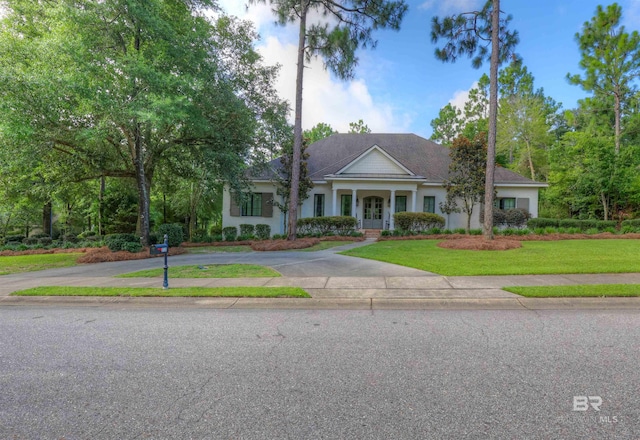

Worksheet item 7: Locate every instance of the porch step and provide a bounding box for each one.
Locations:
[362,229,382,239]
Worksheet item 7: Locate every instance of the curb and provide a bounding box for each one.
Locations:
[2,296,640,310]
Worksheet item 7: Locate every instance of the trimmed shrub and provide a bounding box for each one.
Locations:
[105,233,140,252]
[297,216,358,236]
[157,223,184,247]
[23,237,39,245]
[504,208,530,228]
[222,226,237,242]
[255,224,271,240]
[148,233,160,245]
[121,242,143,253]
[393,212,445,232]
[527,218,559,229]
[622,218,640,229]
[469,229,482,235]
[596,220,617,231]
[6,235,25,243]
[239,224,255,238]
[38,237,53,246]
[272,234,286,240]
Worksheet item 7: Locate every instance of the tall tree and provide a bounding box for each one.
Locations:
[431,0,518,239]
[497,59,559,181]
[251,0,407,240]
[271,136,313,234]
[430,103,462,146]
[303,122,337,143]
[440,134,487,233]
[0,2,286,244]
[567,3,640,155]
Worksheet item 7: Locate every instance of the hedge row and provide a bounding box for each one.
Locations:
[393,212,445,232]
[297,216,358,236]
[528,218,618,230]
[220,224,272,241]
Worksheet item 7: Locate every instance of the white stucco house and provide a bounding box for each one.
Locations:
[222,133,547,234]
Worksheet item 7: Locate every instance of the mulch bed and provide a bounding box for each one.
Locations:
[76,246,187,264]
[437,237,522,251]
[250,238,320,251]
[0,247,95,257]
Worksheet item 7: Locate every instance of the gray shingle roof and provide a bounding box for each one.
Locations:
[254,133,543,186]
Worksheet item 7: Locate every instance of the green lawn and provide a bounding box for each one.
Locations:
[117,264,280,278]
[185,245,251,253]
[296,241,355,252]
[340,239,640,276]
[0,254,80,276]
[12,286,310,298]
[504,284,640,298]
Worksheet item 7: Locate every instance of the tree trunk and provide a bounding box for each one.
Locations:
[287,0,308,241]
[526,140,535,180]
[98,175,105,236]
[482,0,500,241]
[614,91,621,155]
[42,201,52,237]
[134,123,151,246]
[601,191,609,221]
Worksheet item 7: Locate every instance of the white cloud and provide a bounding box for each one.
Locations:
[448,81,478,112]
[258,37,411,133]
[419,0,483,15]
[217,0,412,134]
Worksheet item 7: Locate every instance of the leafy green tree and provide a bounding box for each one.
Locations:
[271,137,313,234]
[0,1,286,245]
[430,103,462,146]
[348,119,372,134]
[251,0,407,240]
[547,132,638,220]
[431,0,518,239]
[567,3,640,155]
[497,59,560,181]
[440,134,487,233]
[462,74,490,139]
[303,122,337,143]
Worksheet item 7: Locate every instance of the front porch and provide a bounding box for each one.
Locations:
[328,184,422,231]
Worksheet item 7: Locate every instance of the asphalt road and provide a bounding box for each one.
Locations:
[1,306,639,439]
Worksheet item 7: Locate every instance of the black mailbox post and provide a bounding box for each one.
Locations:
[150,234,169,289]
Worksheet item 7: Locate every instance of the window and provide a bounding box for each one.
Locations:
[498,198,516,210]
[241,193,262,216]
[395,195,407,213]
[314,194,325,217]
[341,195,352,216]
[423,196,435,213]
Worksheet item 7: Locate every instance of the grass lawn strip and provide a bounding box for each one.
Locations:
[0,254,80,276]
[11,286,310,298]
[185,245,251,253]
[340,239,640,276]
[295,241,354,252]
[117,264,280,278]
[504,284,640,298]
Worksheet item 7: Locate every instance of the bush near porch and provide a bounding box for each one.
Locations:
[393,212,445,232]
[297,216,358,236]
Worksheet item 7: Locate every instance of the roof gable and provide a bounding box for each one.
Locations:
[336,145,414,176]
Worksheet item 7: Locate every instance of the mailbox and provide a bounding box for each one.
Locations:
[150,244,168,256]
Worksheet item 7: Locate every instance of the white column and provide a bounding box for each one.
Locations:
[389,190,396,230]
[351,189,357,219]
[332,188,337,216]
[411,189,417,212]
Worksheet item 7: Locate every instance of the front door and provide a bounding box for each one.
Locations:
[362,196,384,229]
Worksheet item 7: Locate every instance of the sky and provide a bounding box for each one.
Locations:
[221,1,640,138]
